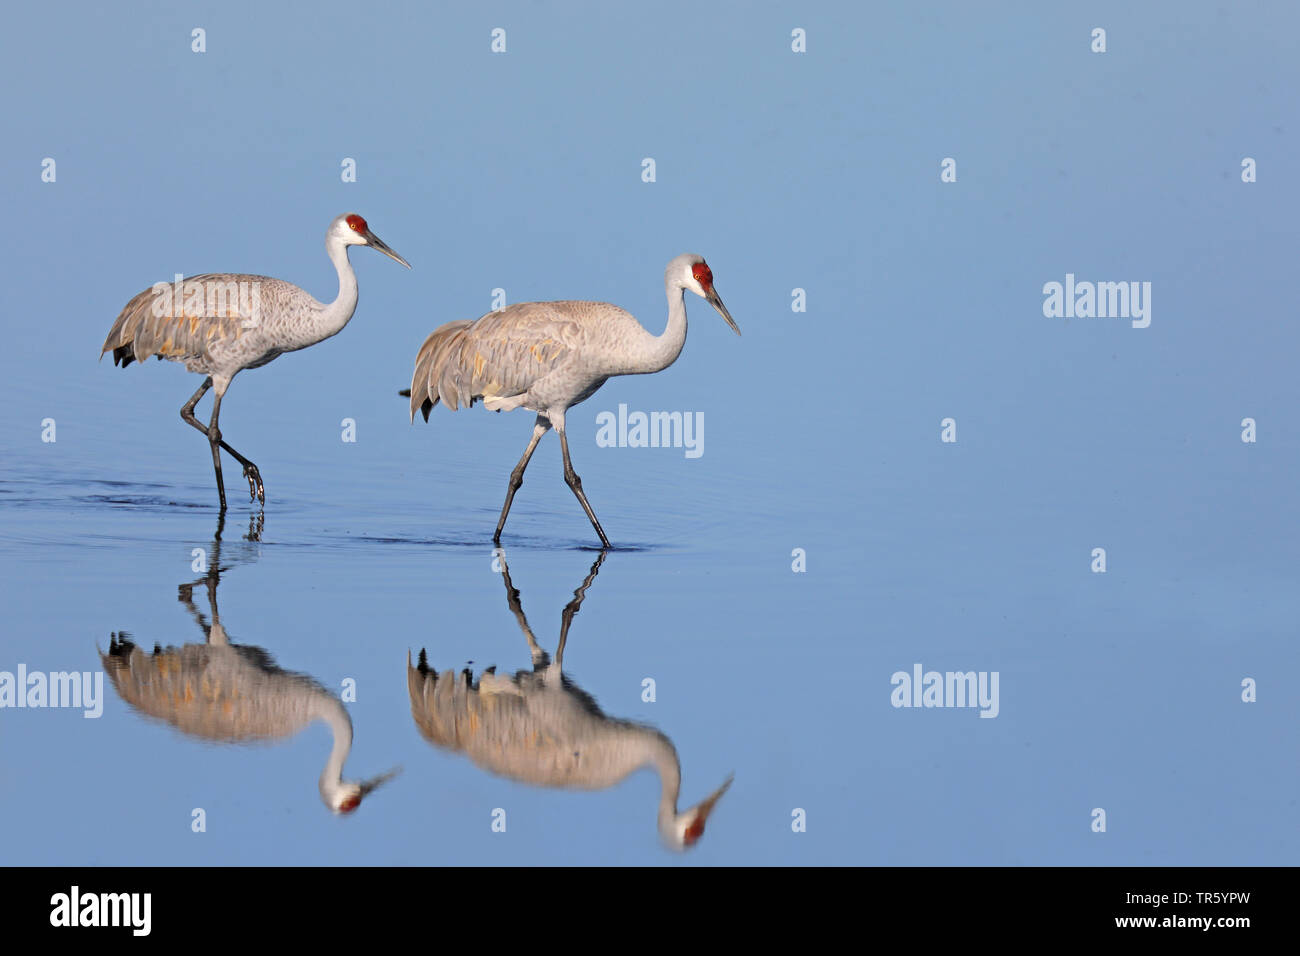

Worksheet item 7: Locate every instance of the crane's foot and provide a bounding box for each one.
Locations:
[243,464,265,504]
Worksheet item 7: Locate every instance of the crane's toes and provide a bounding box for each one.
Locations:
[242,464,265,504]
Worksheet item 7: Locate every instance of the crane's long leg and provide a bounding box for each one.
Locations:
[180,378,226,509]
[494,415,551,544]
[207,390,264,506]
[556,420,611,549]
[180,378,264,509]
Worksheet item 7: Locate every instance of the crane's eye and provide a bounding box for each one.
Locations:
[346,214,368,233]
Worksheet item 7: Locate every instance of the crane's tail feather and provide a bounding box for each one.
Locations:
[409,319,476,422]
[102,280,246,370]
[109,344,137,368]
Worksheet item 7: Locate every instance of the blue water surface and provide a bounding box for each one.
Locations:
[0,2,1296,865]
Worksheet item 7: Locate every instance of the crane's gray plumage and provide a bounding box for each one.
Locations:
[410,304,617,420]
[100,213,409,511]
[102,275,323,373]
[103,633,327,743]
[408,254,740,547]
[99,539,398,813]
[407,551,732,849]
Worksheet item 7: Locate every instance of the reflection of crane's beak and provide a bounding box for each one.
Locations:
[680,773,734,847]
[358,766,403,797]
[706,288,740,335]
[366,231,411,269]
[697,774,734,818]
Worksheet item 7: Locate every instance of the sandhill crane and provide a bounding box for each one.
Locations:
[100,529,398,813]
[407,551,733,849]
[101,213,410,511]
[406,254,740,547]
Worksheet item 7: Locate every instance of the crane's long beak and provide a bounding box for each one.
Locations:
[675,773,735,849]
[366,231,411,269]
[358,766,403,797]
[696,774,734,819]
[707,288,740,335]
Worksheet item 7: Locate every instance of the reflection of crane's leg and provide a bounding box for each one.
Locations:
[181,377,264,508]
[494,415,551,543]
[556,419,611,549]
[499,553,549,667]
[555,550,606,668]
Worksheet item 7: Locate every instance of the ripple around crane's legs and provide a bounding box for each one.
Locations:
[338,532,661,554]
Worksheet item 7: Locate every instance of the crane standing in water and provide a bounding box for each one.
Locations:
[101,214,410,510]
[408,551,733,849]
[406,254,740,547]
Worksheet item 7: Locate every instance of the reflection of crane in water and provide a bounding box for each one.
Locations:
[408,551,732,849]
[101,519,397,812]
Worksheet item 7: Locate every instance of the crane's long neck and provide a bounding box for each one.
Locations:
[649,734,684,828]
[314,694,353,795]
[636,283,689,374]
[311,237,361,346]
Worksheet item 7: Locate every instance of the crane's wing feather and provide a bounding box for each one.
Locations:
[101,640,324,742]
[407,653,670,789]
[409,319,474,420]
[410,303,590,420]
[100,273,292,369]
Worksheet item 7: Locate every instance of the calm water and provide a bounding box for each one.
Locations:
[1,2,1297,865]
[2,392,1295,864]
